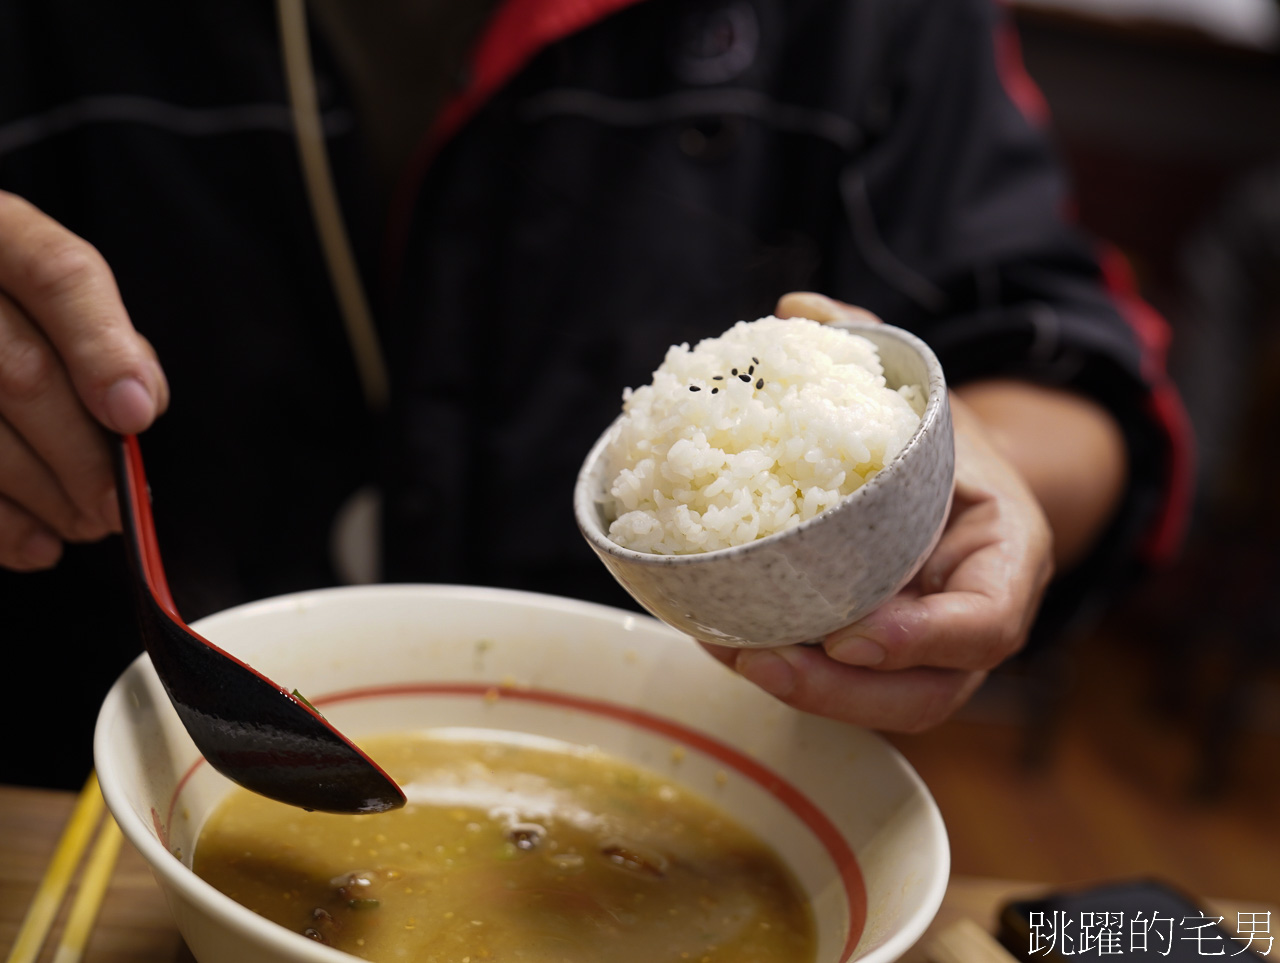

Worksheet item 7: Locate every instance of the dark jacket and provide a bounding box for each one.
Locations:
[0,0,1191,785]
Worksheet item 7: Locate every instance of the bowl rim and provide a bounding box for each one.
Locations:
[95,583,950,963]
[573,320,951,566]
[96,658,359,962]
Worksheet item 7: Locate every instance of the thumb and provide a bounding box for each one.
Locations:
[0,191,169,433]
[775,291,882,326]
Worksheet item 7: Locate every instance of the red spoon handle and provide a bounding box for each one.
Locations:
[118,432,181,621]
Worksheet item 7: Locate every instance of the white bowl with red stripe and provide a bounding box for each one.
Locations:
[95,584,948,963]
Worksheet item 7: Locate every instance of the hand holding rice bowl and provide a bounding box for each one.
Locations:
[575,318,954,648]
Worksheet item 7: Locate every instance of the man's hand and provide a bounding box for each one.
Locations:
[0,191,169,570]
[708,390,1054,731]
[704,291,1125,732]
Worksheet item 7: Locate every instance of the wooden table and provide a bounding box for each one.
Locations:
[0,785,1267,963]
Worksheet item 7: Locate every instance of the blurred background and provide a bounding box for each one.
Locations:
[889,0,1280,902]
[5,0,1275,910]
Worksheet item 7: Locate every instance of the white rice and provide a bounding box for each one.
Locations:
[602,316,924,554]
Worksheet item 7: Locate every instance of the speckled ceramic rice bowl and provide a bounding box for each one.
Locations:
[574,320,954,648]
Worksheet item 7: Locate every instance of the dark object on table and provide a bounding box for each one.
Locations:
[999,879,1271,963]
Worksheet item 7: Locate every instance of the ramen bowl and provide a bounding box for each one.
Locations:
[574,321,954,649]
[96,584,948,963]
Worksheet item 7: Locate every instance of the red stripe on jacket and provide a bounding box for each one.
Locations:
[993,13,1051,126]
[993,3,1194,564]
[1097,245,1196,565]
[383,0,649,286]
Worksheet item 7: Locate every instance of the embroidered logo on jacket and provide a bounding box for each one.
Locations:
[670,0,760,85]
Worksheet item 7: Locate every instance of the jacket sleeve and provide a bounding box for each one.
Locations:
[825,0,1194,644]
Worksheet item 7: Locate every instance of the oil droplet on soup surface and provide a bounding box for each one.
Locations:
[193,731,817,963]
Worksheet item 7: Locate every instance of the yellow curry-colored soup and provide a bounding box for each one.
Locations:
[194,731,817,962]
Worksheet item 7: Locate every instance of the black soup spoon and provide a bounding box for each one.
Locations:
[112,433,405,814]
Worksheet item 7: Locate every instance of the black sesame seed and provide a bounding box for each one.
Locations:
[689,385,701,392]
[756,378,764,389]
[711,388,719,394]
[712,375,723,381]
[752,356,759,364]
[739,373,751,382]
[748,365,754,375]
[731,368,738,376]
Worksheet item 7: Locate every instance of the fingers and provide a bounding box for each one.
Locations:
[0,291,120,536]
[701,384,1056,728]
[0,495,65,571]
[0,191,169,434]
[0,192,166,566]
[821,587,1037,674]
[819,396,1054,674]
[821,485,1050,675]
[700,641,739,671]
[775,291,882,326]
[0,412,100,539]
[728,644,987,733]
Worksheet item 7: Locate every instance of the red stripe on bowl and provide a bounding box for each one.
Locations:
[167,681,868,960]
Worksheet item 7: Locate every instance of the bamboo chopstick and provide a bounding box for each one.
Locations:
[50,815,123,963]
[6,772,122,963]
[6,774,106,963]
[926,918,1023,963]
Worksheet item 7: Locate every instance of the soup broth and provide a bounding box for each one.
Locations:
[194,731,817,962]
